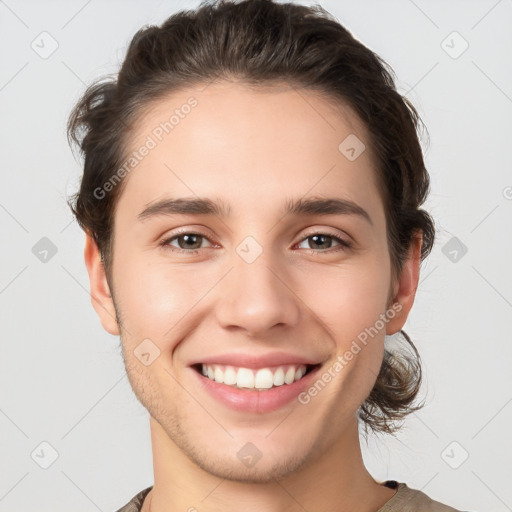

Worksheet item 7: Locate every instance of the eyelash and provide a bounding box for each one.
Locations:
[159,229,352,255]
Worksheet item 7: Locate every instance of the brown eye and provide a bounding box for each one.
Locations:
[297,232,351,252]
[160,232,213,253]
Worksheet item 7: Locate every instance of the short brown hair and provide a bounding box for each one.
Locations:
[67,0,435,437]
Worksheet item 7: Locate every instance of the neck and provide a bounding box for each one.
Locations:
[142,417,396,512]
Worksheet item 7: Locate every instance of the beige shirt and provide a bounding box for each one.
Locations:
[115,481,467,511]
[375,481,465,511]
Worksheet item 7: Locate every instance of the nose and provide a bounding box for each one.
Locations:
[214,249,301,337]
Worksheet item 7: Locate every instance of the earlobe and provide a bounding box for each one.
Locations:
[385,233,422,336]
[83,233,120,336]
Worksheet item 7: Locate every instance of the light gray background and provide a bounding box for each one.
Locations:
[1,0,511,510]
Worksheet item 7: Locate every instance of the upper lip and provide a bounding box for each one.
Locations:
[190,352,324,369]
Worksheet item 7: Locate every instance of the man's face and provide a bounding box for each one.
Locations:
[99,82,398,482]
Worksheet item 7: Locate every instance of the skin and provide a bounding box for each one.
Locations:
[84,81,421,512]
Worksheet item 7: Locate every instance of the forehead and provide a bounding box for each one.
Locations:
[114,81,384,230]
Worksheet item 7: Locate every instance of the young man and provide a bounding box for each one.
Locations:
[68,1,467,510]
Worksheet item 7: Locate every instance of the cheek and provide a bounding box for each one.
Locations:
[113,255,200,340]
[299,255,391,345]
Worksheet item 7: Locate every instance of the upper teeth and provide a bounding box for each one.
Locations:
[201,364,308,390]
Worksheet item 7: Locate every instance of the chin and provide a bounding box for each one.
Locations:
[163,415,317,483]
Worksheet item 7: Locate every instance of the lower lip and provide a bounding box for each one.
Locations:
[191,365,321,414]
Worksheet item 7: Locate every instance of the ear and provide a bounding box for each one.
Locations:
[385,232,422,335]
[83,232,120,336]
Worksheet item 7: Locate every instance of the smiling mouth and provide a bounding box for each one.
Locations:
[191,363,320,391]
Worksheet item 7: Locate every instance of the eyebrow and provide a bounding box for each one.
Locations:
[137,195,373,225]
